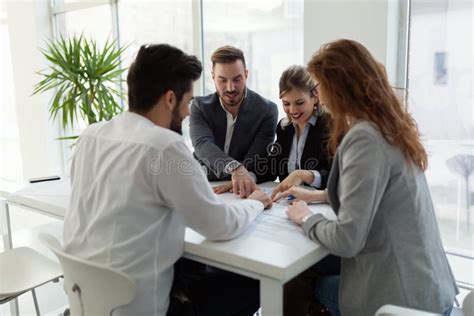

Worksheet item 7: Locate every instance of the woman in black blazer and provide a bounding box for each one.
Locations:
[214,66,339,315]
[265,66,338,315]
[257,65,332,196]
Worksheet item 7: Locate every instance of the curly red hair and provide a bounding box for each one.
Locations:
[307,39,427,170]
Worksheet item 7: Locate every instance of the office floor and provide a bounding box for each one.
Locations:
[0,206,469,316]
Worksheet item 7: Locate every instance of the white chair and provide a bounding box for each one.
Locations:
[463,290,474,316]
[40,233,136,316]
[0,247,62,316]
[374,304,441,316]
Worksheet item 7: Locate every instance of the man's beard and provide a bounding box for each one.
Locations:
[170,107,183,135]
[219,90,244,107]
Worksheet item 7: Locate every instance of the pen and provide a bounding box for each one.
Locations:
[286,194,296,201]
[28,176,61,183]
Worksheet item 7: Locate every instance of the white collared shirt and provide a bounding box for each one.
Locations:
[63,111,263,316]
[219,89,256,180]
[220,105,238,154]
[288,115,322,188]
[219,88,248,154]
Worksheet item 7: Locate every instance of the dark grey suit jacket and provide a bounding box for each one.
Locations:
[189,89,278,180]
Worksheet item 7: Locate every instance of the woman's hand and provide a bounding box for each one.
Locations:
[273,187,328,203]
[212,181,233,194]
[287,200,312,225]
[272,186,316,203]
[271,170,315,200]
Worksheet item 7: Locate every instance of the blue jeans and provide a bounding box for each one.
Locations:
[443,304,453,316]
[314,275,340,316]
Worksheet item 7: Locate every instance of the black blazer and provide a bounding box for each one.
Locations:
[190,89,278,181]
[257,112,332,189]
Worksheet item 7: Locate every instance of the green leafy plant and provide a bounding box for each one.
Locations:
[33,34,127,140]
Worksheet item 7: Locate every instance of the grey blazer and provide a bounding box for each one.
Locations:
[189,89,278,180]
[303,121,458,316]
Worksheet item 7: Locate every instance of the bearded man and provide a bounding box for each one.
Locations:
[190,45,278,197]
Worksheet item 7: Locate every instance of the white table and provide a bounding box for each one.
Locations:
[1,178,336,316]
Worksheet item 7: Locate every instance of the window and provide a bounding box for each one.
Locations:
[202,0,304,119]
[54,3,114,46]
[52,2,118,162]
[118,0,194,67]
[434,51,448,85]
[408,0,473,288]
[0,1,22,182]
[50,0,305,147]
[117,0,195,143]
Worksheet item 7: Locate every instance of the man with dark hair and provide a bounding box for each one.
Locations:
[190,45,279,198]
[63,44,270,316]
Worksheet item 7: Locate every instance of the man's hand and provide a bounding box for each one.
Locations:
[248,189,272,209]
[231,165,258,198]
[213,181,233,194]
[271,170,314,200]
[287,200,311,225]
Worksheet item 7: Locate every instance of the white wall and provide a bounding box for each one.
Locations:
[303,0,404,85]
[6,0,64,180]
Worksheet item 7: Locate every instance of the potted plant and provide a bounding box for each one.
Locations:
[33,34,127,140]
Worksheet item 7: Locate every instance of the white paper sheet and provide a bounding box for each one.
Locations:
[217,191,336,247]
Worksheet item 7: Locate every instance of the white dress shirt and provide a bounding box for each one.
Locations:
[63,111,263,316]
[220,103,238,155]
[219,88,247,155]
[288,115,322,188]
[219,89,257,180]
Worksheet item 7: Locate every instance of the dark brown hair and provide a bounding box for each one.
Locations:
[211,45,246,69]
[307,39,428,170]
[127,44,202,113]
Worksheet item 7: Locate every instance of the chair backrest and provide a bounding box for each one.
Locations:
[374,304,440,315]
[464,290,474,316]
[40,233,136,316]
